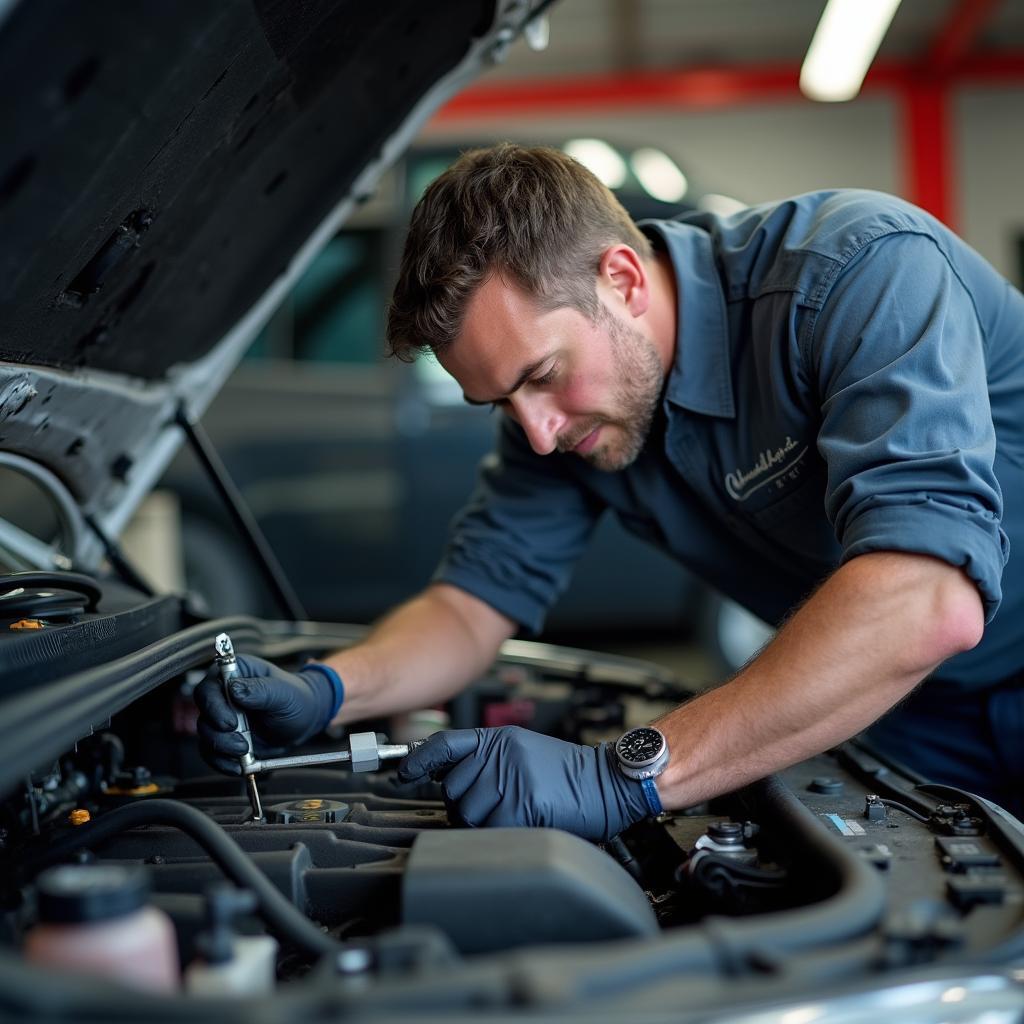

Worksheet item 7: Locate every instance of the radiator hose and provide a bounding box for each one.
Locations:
[29,799,340,959]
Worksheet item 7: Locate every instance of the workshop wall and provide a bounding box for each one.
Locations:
[957,87,1024,281]
[421,83,1024,283]
[421,97,901,210]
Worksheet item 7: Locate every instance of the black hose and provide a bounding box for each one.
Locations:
[29,799,339,959]
[0,570,102,614]
[698,776,887,960]
[604,834,644,882]
[692,855,788,889]
[879,798,930,823]
[1,616,266,799]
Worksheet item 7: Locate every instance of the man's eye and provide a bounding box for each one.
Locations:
[485,368,556,414]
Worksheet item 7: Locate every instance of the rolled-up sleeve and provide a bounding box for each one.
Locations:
[432,416,604,633]
[811,231,1008,621]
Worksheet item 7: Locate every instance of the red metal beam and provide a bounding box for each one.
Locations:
[433,55,1024,121]
[435,65,803,119]
[926,0,1001,71]
[955,51,1024,78]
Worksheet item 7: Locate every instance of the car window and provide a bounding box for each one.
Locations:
[245,230,389,365]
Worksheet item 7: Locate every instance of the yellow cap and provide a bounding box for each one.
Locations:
[69,809,91,825]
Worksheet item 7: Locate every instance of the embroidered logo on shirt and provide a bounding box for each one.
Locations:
[725,436,808,501]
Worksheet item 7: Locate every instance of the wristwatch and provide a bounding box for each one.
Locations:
[614,726,669,817]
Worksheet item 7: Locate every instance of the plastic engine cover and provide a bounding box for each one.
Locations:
[401,828,659,954]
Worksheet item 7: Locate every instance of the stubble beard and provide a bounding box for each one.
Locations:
[567,310,665,472]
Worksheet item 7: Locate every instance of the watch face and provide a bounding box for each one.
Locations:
[617,727,665,767]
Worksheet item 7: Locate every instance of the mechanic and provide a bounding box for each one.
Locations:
[197,143,1024,831]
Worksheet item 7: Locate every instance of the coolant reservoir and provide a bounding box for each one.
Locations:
[25,864,179,992]
[184,884,277,996]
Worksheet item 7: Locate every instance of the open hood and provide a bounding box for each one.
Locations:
[0,0,545,570]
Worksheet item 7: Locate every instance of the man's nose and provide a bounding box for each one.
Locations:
[509,395,564,456]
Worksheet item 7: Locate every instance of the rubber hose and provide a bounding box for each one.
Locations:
[31,799,339,959]
[0,570,102,612]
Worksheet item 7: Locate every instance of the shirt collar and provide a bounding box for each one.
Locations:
[640,219,735,418]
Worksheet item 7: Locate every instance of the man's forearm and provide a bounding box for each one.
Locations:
[654,552,985,810]
[320,584,516,725]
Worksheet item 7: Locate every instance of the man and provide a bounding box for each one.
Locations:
[197,143,1024,834]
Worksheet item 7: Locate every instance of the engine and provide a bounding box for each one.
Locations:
[2,589,1024,1021]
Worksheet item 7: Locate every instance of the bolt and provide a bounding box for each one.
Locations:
[707,821,744,845]
[809,776,844,795]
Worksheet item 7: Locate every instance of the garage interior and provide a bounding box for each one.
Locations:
[3,1,1024,1018]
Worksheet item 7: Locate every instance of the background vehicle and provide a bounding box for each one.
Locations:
[161,144,708,637]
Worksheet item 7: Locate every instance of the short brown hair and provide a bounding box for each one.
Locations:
[385,143,653,361]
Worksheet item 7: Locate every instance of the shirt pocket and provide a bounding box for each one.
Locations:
[741,464,841,570]
[743,470,823,529]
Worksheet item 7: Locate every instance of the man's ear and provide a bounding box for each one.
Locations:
[598,245,650,318]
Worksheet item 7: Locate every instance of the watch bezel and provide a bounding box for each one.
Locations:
[615,726,669,781]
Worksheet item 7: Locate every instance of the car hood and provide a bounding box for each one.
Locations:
[0,0,543,570]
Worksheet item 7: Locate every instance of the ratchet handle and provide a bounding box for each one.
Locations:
[218,653,256,760]
[227,701,257,766]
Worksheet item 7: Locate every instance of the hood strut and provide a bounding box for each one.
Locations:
[175,404,306,622]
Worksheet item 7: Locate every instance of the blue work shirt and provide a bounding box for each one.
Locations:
[434,190,1024,689]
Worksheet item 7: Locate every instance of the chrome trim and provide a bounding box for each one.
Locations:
[714,970,1024,1024]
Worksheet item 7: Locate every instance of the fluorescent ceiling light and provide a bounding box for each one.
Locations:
[630,148,689,203]
[800,0,902,102]
[563,139,627,189]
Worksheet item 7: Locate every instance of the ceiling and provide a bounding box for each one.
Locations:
[493,0,1024,81]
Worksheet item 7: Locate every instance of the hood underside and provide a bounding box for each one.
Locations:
[0,0,532,566]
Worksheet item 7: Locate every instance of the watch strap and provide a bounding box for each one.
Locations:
[641,777,663,816]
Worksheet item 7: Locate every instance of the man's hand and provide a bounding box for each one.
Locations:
[397,726,650,841]
[194,655,343,774]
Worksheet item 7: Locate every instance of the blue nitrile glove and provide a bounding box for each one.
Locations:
[397,726,651,841]
[194,654,344,775]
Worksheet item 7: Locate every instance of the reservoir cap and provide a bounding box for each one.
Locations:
[37,865,149,924]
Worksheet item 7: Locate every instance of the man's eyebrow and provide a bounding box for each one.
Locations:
[462,357,549,406]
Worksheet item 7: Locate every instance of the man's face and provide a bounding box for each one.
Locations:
[438,273,665,472]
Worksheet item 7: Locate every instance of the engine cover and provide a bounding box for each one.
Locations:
[403,828,659,953]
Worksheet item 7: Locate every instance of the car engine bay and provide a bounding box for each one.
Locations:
[2,574,1024,1022]
[3,1,1024,1018]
